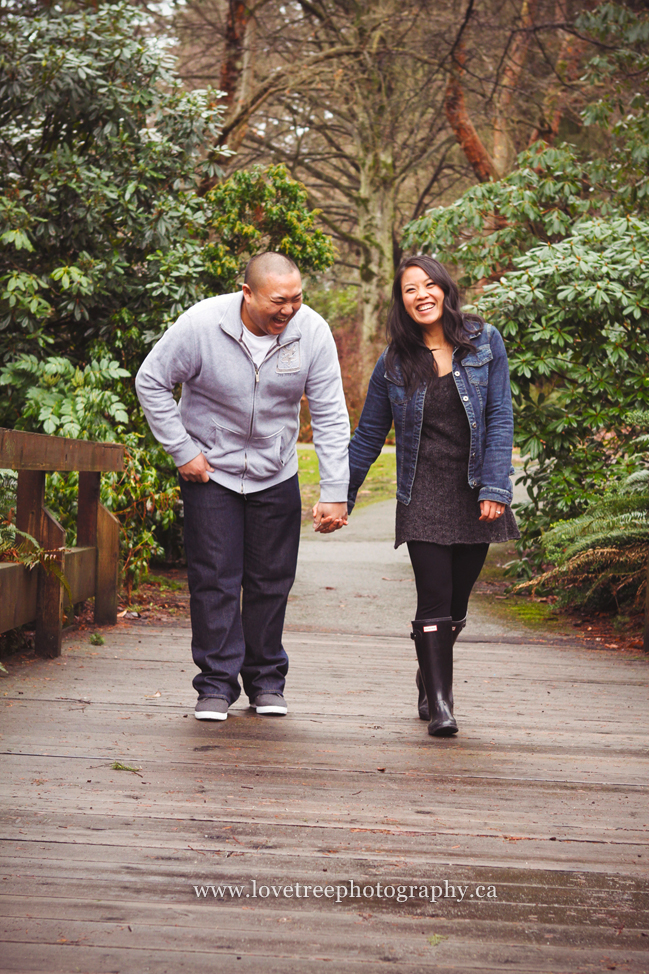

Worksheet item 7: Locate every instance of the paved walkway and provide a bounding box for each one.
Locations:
[288,498,532,639]
[1,502,648,972]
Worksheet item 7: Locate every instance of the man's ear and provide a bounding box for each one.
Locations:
[241,283,252,302]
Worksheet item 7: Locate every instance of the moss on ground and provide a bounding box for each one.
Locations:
[458,540,569,634]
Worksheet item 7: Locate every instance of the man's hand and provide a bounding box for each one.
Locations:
[479,499,506,522]
[178,452,215,483]
[312,501,348,534]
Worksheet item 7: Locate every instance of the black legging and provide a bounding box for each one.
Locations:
[407,541,489,621]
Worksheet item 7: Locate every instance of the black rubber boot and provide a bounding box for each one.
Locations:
[411,617,458,736]
[416,618,466,721]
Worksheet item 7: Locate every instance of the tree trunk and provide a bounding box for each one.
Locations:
[220,0,251,110]
[355,150,397,382]
[493,0,538,176]
[445,43,498,183]
[199,1,255,192]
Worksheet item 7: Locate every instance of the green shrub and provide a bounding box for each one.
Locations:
[517,411,649,612]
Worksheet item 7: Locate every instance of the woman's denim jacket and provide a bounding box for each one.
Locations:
[348,322,515,513]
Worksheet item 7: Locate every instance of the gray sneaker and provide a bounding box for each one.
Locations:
[194,696,229,721]
[252,693,288,716]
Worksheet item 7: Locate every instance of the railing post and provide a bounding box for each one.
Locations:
[16,470,66,657]
[77,471,100,547]
[16,470,45,539]
[34,509,66,658]
[95,503,120,625]
[76,471,101,617]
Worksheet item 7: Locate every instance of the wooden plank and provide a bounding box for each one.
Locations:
[0,561,37,631]
[94,503,119,625]
[0,905,647,966]
[8,939,647,974]
[644,556,649,653]
[1,621,648,972]
[0,428,124,472]
[2,499,648,972]
[77,472,100,547]
[63,546,96,606]
[0,548,95,633]
[34,508,66,658]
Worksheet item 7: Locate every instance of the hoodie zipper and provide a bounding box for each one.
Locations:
[237,336,281,493]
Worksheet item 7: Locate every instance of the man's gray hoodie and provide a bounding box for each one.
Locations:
[135,292,350,501]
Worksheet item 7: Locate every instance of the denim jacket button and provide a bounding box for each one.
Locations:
[454,371,460,376]
[472,422,477,428]
[462,395,469,401]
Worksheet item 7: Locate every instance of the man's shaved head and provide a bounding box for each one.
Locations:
[244,252,300,291]
[241,252,303,337]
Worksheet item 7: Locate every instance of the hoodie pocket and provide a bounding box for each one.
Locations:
[246,427,285,479]
[209,422,246,474]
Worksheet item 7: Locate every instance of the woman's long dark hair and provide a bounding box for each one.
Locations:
[385,255,484,394]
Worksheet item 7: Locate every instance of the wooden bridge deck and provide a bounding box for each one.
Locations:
[1,620,648,973]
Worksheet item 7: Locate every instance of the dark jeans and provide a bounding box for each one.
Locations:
[407,541,489,621]
[180,474,302,703]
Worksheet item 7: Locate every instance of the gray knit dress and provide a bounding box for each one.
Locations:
[395,372,520,548]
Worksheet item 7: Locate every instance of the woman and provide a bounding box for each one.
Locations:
[348,255,519,738]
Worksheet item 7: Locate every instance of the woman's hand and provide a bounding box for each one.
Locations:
[312,502,348,533]
[479,500,506,522]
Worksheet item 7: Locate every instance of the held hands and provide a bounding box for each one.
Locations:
[177,456,349,539]
[178,452,215,483]
[479,499,506,522]
[312,501,348,534]
[178,455,349,537]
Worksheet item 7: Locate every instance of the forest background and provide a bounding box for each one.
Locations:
[0,0,648,626]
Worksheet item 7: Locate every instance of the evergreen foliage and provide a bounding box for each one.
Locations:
[404,3,649,574]
[0,2,335,593]
[0,2,226,364]
[517,412,649,612]
[478,214,649,549]
[0,4,333,376]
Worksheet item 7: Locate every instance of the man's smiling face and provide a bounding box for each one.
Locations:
[241,270,303,337]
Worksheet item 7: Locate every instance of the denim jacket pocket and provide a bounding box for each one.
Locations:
[463,346,493,387]
[386,375,409,406]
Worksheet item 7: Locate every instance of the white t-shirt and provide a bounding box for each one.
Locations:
[241,324,277,367]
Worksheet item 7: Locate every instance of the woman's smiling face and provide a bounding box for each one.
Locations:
[401,265,445,327]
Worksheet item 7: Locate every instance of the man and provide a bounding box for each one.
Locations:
[136,253,349,721]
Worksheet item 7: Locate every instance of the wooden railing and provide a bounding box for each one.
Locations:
[0,429,124,657]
